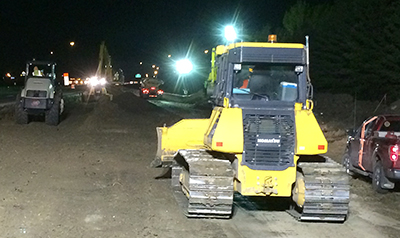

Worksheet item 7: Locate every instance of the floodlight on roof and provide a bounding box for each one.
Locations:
[224,25,237,42]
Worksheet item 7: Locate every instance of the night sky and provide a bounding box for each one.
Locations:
[1,0,315,79]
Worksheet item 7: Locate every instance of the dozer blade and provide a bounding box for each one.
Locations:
[151,119,210,168]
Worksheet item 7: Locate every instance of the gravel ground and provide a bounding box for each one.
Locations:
[0,86,399,238]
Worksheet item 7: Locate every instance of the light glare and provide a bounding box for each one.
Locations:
[224,25,237,42]
[176,59,193,74]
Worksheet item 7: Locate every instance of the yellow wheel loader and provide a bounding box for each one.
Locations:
[151,35,350,222]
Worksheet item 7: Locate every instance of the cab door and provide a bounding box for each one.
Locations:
[361,120,378,172]
[348,126,362,168]
[349,117,378,170]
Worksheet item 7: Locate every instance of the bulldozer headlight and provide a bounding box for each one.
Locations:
[233,64,242,71]
[295,66,304,73]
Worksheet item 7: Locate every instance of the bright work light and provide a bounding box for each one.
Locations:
[89,76,106,86]
[176,59,193,74]
[224,25,237,42]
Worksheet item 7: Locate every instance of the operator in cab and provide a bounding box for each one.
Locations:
[238,67,252,89]
[33,66,43,76]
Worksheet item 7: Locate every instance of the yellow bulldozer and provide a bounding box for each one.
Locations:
[151,35,350,222]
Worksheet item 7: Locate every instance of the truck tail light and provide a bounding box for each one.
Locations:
[157,89,164,95]
[142,88,149,94]
[389,145,399,162]
[150,87,156,90]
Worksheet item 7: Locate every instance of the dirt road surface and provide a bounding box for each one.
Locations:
[0,86,399,238]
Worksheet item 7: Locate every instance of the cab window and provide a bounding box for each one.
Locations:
[232,64,298,102]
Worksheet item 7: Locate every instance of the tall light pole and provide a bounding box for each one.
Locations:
[176,59,193,95]
[176,59,193,75]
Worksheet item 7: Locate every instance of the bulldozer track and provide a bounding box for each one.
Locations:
[171,150,349,221]
[287,156,350,222]
[171,149,234,218]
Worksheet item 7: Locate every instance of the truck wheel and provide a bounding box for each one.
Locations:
[15,95,28,124]
[45,97,61,126]
[372,161,389,194]
[342,152,355,177]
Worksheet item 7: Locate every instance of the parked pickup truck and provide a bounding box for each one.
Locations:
[343,115,400,193]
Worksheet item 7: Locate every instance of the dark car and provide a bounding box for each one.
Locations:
[343,115,400,193]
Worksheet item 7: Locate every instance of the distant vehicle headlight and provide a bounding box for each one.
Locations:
[89,77,99,86]
[89,77,106,86]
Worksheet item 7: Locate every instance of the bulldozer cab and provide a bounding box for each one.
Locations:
[211,42,308,108]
